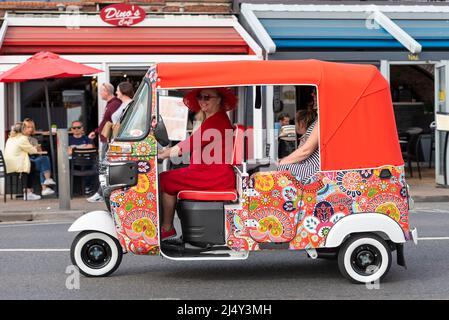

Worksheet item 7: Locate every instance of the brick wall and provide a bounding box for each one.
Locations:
[0,0,234,17]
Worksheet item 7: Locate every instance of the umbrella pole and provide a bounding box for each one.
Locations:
[44,79,57,192]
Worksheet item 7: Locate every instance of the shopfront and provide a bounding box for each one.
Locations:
[0,11,261,194]
[238,2,449,186]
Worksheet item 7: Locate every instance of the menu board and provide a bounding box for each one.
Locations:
[159,96,189,141]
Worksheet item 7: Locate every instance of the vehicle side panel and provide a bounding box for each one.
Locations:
[225,165,409,251]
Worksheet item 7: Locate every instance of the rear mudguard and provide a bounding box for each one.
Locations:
[68,210,118,240]
[324,213,406,248]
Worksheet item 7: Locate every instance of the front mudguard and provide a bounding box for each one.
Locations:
[68,210,118,241]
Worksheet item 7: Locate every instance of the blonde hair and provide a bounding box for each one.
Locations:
[9,122,23,138]
[22,118,36,135]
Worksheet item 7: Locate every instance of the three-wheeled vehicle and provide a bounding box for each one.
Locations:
[69,60,418,284]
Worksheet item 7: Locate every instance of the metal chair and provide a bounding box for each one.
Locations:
[402,130,424,179]
[70,148,98,198]
[0,150,28,202]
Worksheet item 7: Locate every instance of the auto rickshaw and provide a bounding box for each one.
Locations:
[69,60,418,284]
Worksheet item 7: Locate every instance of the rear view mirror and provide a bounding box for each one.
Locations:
[154,115,170,147]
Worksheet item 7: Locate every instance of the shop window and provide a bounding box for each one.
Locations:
[390,65,435,134]
[273,85,317,159]
[20,76,98,133]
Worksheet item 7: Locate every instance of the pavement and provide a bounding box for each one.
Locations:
[0,167,448,223]
[406,168,449,202]
[0,196,105,223]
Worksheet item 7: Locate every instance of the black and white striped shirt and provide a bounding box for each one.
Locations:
[277,120,319,184]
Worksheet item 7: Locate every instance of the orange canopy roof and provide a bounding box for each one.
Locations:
[155,60,403,171]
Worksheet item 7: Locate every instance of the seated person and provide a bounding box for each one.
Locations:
[274,112,290,138]
[157,87,237,241]
[68,120,95,155]
[69,120,96,195]
[21,118,56,196]
[277,109,319,184]
[276,113,291,130]
[4,123,41,200]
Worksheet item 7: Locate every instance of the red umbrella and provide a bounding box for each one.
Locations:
[0,51,103,185]
[0,51,102,81]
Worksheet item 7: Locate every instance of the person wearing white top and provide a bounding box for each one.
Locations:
[111,82,134,124]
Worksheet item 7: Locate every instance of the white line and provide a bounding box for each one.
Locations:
[417,237,449,241]
[0,222,71,228]
[0,249,70,252]
[413,209,449,213]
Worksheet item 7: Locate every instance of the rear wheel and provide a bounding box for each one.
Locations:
[338,234,392,284]
[70,231,123,277]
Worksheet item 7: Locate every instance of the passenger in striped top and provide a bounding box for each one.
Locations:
[277,109,319,184]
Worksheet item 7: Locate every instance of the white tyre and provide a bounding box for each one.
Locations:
[70,231,123,277]
[338,234,392,284]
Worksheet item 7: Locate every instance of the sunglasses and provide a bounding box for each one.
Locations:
[197,94,219,102]
[72,126,82,130]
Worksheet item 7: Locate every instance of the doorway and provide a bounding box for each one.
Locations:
[109,68,147,96]
[388,63,436,182]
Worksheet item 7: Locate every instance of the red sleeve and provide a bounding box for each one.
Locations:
[177,114,218,154]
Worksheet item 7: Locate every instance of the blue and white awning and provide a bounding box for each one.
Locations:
[241,4,449,55]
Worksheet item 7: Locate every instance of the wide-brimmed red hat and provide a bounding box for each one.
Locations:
[183,87,238,112]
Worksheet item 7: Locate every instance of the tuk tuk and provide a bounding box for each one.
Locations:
[69,60,418,284]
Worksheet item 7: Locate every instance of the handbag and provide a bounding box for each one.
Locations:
[112,123,121,138]
[101,121,113,140]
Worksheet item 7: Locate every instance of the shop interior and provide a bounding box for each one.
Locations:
[273,85,317,159]
[16,68,146,144]
[389,64,435,179]
[9,68,147,196]
[20,76,98,133]
[109,68,146,96]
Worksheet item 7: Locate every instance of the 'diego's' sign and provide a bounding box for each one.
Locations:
[100,3,146,27]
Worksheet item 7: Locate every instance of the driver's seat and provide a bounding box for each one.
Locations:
[176,124,244,202]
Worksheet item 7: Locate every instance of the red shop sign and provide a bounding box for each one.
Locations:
[100,4,146,27]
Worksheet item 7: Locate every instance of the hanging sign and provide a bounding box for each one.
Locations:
[100,4,146,27]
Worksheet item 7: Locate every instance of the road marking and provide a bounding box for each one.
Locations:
[412,208,449,213]
[0,222,71,228]
[0,249,70,252]
[417,237,449,241]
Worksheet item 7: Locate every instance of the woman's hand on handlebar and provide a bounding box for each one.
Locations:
[158,147,171,160]
[158,145,181,160]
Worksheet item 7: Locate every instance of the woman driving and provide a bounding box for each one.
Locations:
[278,109,319,184]
[158,88,237,241]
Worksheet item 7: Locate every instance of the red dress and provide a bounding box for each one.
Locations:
[159,111,236,195]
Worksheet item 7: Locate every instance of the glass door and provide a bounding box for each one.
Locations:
[435,62,449,185]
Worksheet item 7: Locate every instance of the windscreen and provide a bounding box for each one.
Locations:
[116,80,151,140]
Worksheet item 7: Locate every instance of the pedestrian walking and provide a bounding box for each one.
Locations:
[86,83,122,203]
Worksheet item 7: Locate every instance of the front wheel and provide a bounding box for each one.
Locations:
[338,234,392,284]
[70,231,123,277]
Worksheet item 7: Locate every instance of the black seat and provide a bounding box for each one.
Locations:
[70,148,98,197]
[0,150,28,202]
